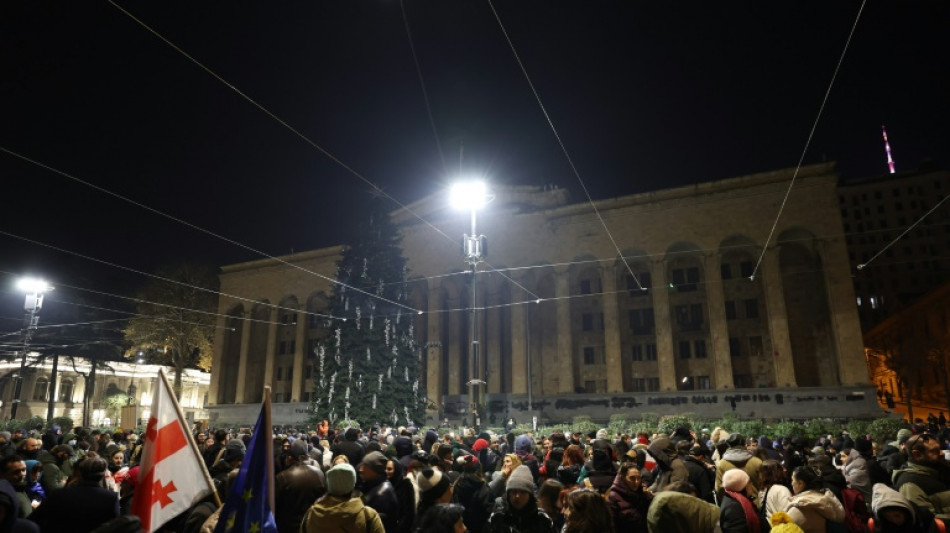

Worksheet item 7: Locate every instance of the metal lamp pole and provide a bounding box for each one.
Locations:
[11,278,53,420]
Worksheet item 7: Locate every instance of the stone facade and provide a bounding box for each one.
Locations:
[208,163,880,426]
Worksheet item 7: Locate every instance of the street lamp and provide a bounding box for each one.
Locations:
[451,180,493,430]
[11,277,53,420]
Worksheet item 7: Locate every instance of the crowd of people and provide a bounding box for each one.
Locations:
[0,419,948,533]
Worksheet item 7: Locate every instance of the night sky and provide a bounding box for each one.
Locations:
[1,2,948,335]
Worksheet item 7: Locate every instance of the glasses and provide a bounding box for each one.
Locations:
[907,434,937,452]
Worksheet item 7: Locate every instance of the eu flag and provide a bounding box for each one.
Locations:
[213,403,277,533]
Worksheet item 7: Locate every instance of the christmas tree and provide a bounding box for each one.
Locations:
[310,196,424,428]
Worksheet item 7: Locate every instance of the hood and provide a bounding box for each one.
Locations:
[393,436,413,458]
[722,447,753,465]
[788,490,846,522]
[871,483,915,522]
[648,438,676,468]
[37,450,58,465]
[0,479,17,533]
[758,436,774,450]
[311,495,366,521]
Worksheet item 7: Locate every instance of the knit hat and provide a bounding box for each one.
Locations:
[854,436,873,455]
[223,439,246,462]
[596,429,608,440]
[456,454,479,473]
[362,451,388,476]
[769,511,805,533]
[417,468,451,502]
[506,465,534,493]
[722,468,750,492]
[394,436,414,458]
[472,439,490,452]
[326,463,357,497]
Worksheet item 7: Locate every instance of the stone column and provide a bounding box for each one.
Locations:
[601,262,624,393]
[509,276,528,395]
[426,281,443,410]
[292,310,307,402]
[208,310,231,405]
[447,288,463,396]
[762,246,797,387]
[555,266,576,394]
[817,240,869,385]
[704,253,734,389]
[486,278,503,394]
[263,308,279,391]
[235,313,253,403]
[651,259,677,391]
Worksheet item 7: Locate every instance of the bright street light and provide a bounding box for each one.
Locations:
[449,180,490,211]
[11,276,53,420]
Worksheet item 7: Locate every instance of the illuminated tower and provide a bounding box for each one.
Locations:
[882,125,896,174]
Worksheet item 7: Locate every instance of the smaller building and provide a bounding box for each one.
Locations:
[865,281,950,421]
[0,355,210,427]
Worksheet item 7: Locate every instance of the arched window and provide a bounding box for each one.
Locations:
[32,377,49,402]
[59,380,74,402]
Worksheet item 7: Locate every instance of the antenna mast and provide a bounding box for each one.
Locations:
[882,125,896,174]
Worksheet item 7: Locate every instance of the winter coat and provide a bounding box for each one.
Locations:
[646,491,720,533]
[683,454,716,503]
[0,480,38,533]
[720,490,763,533]
[361,477,398,533]
[647,438,688,493]
[605,470,651,533]
[453,475,494,533]
[785,489,846,533]
[871,482,940,533]
[300,495,385,533]
[716,448,763,501]
[758,483,792,524]
[332,431,366,467]
[757,437,782,461]
[488,494,557,533]
[27,479,119,533]
[893,461,950,520]
[273,463,326,533]
[36,451,68,494]
[844,449,873,503]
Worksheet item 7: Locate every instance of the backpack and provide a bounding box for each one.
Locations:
[840,488,871,533]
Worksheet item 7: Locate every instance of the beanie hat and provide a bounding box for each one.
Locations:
[362,451,388,475]
[472,439,490,452]
[596,429,608,440]
[326,463,357,497]
[417,468,451,502]
[394,436,414,458]
[506,465,534,493]
[726,433,746,448]
[854,436,873,455]
[722,468,750,492]
[769,511,805,533]
[456,454,480,473]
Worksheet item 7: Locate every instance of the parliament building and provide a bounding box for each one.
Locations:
[207,162,881,426]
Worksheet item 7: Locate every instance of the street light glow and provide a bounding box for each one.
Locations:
[450,180,490,211]
[16,277,53,294]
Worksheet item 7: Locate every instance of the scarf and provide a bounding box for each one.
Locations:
[725,489,761,533]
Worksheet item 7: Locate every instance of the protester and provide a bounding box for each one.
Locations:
[300,463,384,533]
[563,488,614,533]
[487,465,557,533]
[785,466,846,533]
[27,453,119,532]
[606,462,652,533]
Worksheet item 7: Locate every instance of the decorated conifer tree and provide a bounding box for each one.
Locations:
[310,196,424,428]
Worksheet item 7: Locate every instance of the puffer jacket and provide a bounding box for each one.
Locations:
[844,449,872,502]
[786,489,846,533]
[606,469,651,533]
[716,447,763,501]
[300,495,385,533]
[647,491,720,533]
[893,461,950,520]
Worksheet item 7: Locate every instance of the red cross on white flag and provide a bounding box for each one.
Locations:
[130,369,215,533]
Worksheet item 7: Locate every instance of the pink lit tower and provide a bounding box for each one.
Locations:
[882,125,896,174]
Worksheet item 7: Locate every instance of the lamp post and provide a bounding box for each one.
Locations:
[451,180,492,430]
[11,277,53,420]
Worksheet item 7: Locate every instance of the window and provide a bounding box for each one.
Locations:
[740,261,754,278]
[32,377,49,402]
[729,337,741,357]
[59,380,74,402]
[305,365,313,379]
[583,347,597,365]
[580,279,592,295]
[582,313,594,331]
[627,273,651,295]
[721,264,732,280]
[289,340,296,354]
[584,380,596,393]
[632,345,643,362]
[749,336,764,357]
[679,341,691,359]
[696,376,711,390]
[287,366,294,382]
[302,391,311,403]
[276,367,283,381]
[725,301,737,320]
[279,341,287,355]
[671,267,699,292]
[307,338,319,358]
[628,308,655,334]
[631,378,659,392]
[744,299,759,319]
[694,340,707,358]
[645,343,658,361]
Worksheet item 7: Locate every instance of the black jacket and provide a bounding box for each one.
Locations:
[453,475,494,533]
[274,463,326,533]
[488,495,557,533]
[27,480,119,533]
[361,476,398,533]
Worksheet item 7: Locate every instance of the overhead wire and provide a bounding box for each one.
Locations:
[749,0,867,280]
[857,193,950,270]
[486,0,647,292]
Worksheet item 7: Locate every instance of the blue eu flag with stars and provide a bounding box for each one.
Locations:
[214,404,277,533]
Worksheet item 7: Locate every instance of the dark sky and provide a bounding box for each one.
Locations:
[1,2,948,330]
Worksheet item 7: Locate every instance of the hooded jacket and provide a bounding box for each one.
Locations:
[786,489,846,533]
[844,449,873,502]
[893,461,950,520]
[488,491,557,533]
[647,438,688,493]
[300,495,385,533]
[871,482,940,533]
[606,469,651,533]
[716,447,763,500]
[646,491,720,533]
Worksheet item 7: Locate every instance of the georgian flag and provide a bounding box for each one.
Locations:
[130,369,215,533]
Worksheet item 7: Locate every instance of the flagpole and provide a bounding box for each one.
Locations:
[263,384,274,511]
[158,368,222,506]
